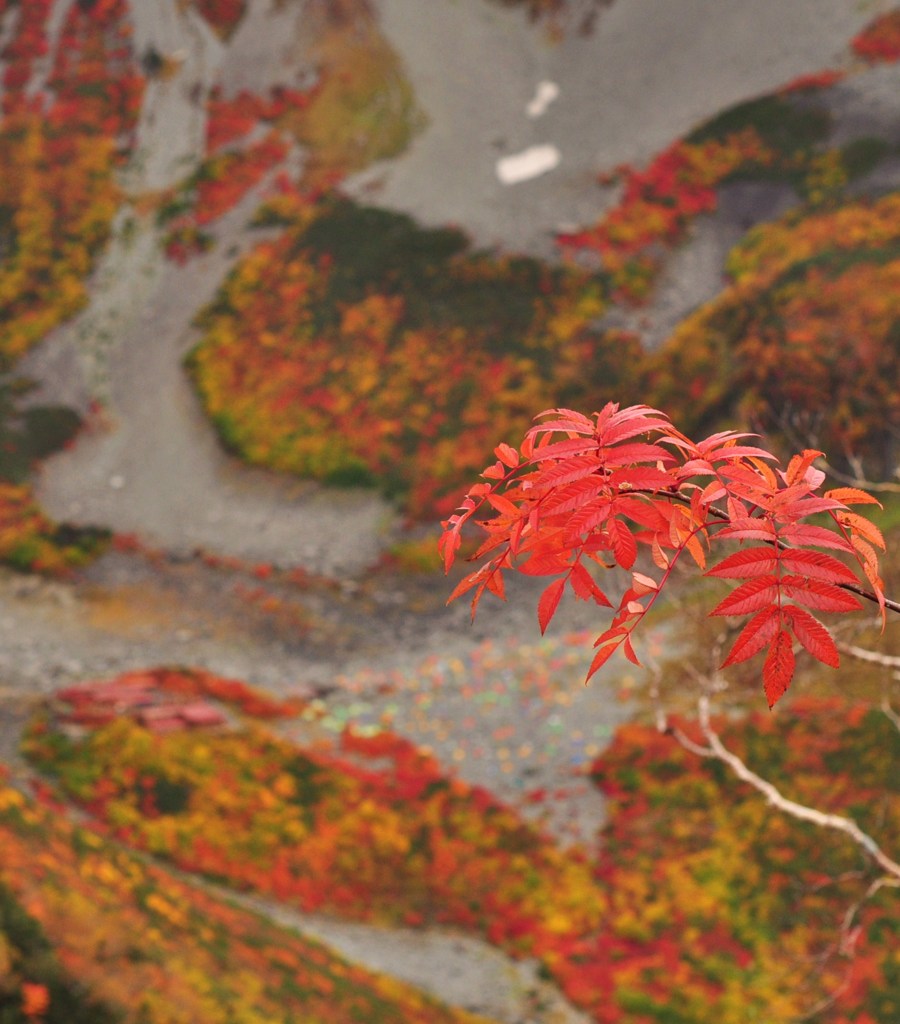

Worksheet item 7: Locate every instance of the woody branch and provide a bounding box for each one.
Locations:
[662,694,900,882]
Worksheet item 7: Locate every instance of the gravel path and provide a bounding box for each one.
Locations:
[233,892,594,1024]
[29,0,392,578]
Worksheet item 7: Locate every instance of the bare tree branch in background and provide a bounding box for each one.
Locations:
[661,694,900,881]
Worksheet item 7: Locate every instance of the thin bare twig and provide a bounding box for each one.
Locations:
[817,457,900,494]
[881,698,900,734]
[664,696,900,882]
[835,643,900,731]
[838,876,900,956]
[797,876,900,1021]
[837,641,900,669]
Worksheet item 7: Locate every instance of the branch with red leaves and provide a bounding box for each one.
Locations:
[440,403,893,708]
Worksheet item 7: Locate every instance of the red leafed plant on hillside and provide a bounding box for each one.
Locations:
[440,403,891,708]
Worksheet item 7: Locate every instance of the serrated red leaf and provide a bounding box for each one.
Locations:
[603,442,674,465]
[564,498,613,540]
[825,487,882,507]
[779,523,853,552]
[494,442,519,468]
[726,496,749,522]
[485,568,507,601]
[839,511,886,550]
[509,517,527,558]
[538,578,566,634]
[632,571,659,595]
[651,538,669,569]
[532,455,604,491]
[764,630,795,708]
[623,636,641,666]
[850,535,886,623]
[609,518,637,569]
[439,529,462,573]
[532,407,595,430]
[780,576,862,613]
[851,533,880,574]
[715,519,776,542]
[679,458,715,476]
[569,562,612,606]
[783,606,839,668]
[587,636,623,679]
[778,549,859,584]
[684,531,707,570]
[485,492,520,517]
[721,607,780,667]
[530,438,598,461]
[519,552,571,576]
[541,478,604,515]
[706,547,778,579]
[784,449,825,486]
[699,479,727,505]
[705,445,778,463]
[710,576,779,616]
[613,496,669,531]
[446,566,490,604]
[775,494,845,518]
[602,416,669,446]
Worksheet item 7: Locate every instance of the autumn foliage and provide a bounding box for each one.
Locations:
[20,689,900,1023]
[441,403,886,708]
[188,197,616,517]
[647,191,900,477]
[0,769,486,1024]
[852,8,900,64]
[193,0,247,38]
[0,0,142,363]
[0,0,140,572]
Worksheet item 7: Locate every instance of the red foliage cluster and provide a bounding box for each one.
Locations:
[557,131,772,299]
[206,86,311,152]
[164,133,289,262]
[55,668,297,732]
[852,9,900,63]
[194,134,288,224]
[25,693,899,1021]
[193,0,247,37]
[0,0,50,95]
[0,0,143,358]
[338,726,474,803]
[0,777,475,1023]
[163,83,316,262]
[441,403,884,707]
[0,0,139,575]
[778,68,846,92]
[648,192,900,475]
[47,0,143,142]
[154,668,300,719]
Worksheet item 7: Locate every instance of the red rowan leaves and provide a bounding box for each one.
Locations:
[538,578,566,634]
[441,402,889,708]
[763,630,795,708]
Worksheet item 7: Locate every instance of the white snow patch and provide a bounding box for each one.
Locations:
[526,80,560,118]
[496,144,560,185]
